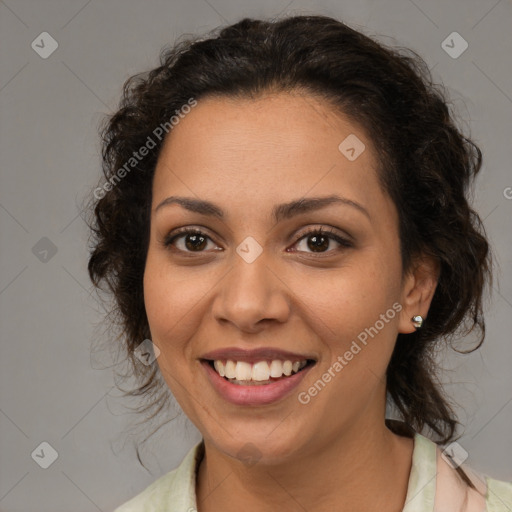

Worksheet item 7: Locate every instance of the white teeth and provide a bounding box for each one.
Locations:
[283,360,293,376]
[212,358,309,381]
[252,361,270,381]
[235,361,252,380]
[224,360,236,379]
[214,360,225,377]
[269,360,283,378]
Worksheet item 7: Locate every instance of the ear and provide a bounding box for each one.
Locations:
[398,255,440,334]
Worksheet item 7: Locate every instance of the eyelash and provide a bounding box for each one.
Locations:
[162,226,353,256]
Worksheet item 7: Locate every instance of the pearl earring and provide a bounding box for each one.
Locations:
[411,315,424,329]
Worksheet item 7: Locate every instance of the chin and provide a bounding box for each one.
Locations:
[206,427,310,467]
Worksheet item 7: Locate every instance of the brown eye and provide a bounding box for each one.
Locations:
[292,227,353,254]
[305,233,330,252]
[183,233,208,251]
[163,228,218,253]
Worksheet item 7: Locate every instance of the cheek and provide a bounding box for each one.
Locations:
[142,251,205,358]
[301,255,402,390]
[143,255,205,412]
[302,257,401,335]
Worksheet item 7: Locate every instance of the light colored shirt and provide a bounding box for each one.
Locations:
[114,433,512,511]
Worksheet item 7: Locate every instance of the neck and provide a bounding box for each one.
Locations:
[196,419,414,512]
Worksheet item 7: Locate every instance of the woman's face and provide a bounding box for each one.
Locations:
[143,92,422,463]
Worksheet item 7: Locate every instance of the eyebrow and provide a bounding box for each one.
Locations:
[154,194,371,222]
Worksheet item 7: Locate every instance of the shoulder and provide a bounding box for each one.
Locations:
[406,432,512,511]
[485,475,512,511]
[113,441,203,512]
[113,468,179,512]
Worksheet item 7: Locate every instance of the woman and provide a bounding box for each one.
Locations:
[86,15,512,511]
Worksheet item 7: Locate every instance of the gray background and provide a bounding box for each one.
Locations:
[0,0,511,510]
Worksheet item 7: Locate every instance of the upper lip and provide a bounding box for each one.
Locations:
[200,347,316,364]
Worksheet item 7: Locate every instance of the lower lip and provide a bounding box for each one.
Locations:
[201,361,314,406]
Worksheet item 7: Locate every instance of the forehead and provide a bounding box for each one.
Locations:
[151,92,391,223]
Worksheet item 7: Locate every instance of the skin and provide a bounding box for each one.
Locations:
[143,92,439,512]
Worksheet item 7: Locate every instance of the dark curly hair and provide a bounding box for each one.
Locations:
[85,14,492,450]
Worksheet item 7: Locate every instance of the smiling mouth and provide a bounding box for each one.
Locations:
[204,358,316,386]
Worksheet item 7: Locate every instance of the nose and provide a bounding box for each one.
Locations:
[211,252,290,334]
